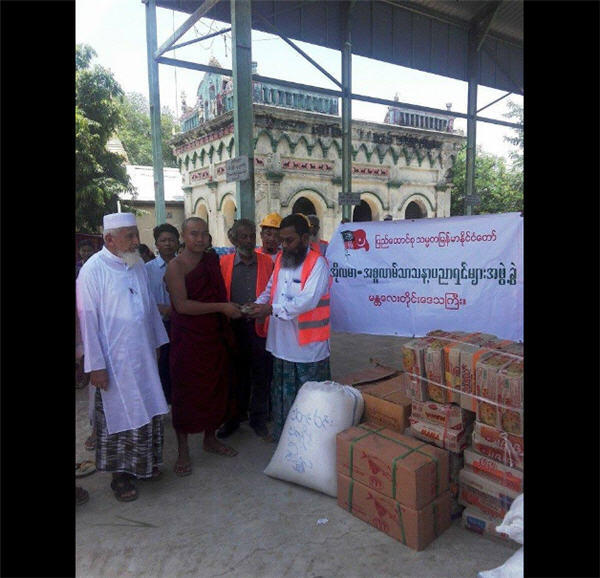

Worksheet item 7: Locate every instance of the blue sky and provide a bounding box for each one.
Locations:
[76,0,522,160]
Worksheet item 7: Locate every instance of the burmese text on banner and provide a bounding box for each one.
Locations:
[327,212,523,341]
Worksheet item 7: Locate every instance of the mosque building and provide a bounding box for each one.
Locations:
[170,57,466,247]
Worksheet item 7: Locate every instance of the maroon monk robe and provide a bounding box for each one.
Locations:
[170,251,231,434]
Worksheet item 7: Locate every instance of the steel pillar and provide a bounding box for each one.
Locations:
[341,2,354,222]
[144,0,166,225]
[231,0,254,222]
[465,29,478,216]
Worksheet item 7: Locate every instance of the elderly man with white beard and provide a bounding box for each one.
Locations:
[76,212,169,502]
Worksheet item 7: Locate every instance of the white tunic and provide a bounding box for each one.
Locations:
[256,248,330,363]
[76,246,169,434]
[145,254,170,308]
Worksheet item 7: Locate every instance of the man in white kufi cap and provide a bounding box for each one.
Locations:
[76,212,169,502]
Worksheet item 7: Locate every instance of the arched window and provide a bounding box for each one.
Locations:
[352,200,372,222]
[405,201,425,219]
[292,197,317,217]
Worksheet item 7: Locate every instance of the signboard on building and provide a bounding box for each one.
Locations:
[465,195,481,206]
[338,192,361,205]
[226,155,250,183]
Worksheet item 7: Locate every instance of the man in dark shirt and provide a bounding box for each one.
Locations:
[219,219,274,439]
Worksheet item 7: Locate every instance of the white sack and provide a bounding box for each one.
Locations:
[264,381,364,497]
[496,493,524,545]
[478,547,523,578]
[478,493,524,578]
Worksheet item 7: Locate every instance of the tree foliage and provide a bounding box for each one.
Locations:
[449,146,523,216]
[76,44,132,232]
[117,91,179,168]
[503,100,524,170]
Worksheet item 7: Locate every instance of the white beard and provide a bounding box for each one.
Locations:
[118,249,141,267]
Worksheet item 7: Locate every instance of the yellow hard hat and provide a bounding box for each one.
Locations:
[260,212,283,228]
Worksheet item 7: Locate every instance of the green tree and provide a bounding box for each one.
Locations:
[76,44,133,232]
[503,100,524,170]
[449,146,523,216]
[503,100,523,201]
[117,91,178,168]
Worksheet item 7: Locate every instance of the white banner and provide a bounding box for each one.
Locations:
[327,212,523,341]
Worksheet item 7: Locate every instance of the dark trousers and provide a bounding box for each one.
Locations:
[158,320,171,404]
[229,318,272,428]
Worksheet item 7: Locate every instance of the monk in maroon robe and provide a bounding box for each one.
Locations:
[166,217,242,476]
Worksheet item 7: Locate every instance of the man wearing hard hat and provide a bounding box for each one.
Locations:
[257,212,282,262]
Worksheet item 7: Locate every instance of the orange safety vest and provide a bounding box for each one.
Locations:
[269,248,331,345]
[256,247,280,262]
[220,252,274,338]
[310,240,329,256]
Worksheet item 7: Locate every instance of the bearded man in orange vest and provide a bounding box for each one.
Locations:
[247,213,331,443]
[218,219,274,439]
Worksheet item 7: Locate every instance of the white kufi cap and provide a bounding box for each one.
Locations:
[103,212,137,230]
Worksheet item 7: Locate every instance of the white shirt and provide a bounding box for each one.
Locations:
[145,254,170,309]
[76,246,169,434]
[256,248,330,363]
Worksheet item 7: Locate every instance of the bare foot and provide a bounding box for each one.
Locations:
[203,437,238,457]
[173,457,192,477]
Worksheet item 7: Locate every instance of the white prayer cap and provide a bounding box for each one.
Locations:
[103,212,137,230]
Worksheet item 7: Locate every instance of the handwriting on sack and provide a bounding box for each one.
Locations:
[284,408,334,474]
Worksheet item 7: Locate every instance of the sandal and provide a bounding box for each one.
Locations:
[76,486,89,505]
[75,460,96,478]
[110,476,138,502]
[84,435,96,452]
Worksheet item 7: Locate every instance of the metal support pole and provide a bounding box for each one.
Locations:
[144,0,166,225]
[465,29,478,216]
[341,2,354,222]
[231,0,254,222]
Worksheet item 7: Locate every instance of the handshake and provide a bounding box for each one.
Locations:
[240,302,272,319]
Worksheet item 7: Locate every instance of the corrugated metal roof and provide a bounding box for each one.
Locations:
[155,0,523,94]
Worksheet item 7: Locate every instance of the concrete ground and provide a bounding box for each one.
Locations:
[76,332,519,578]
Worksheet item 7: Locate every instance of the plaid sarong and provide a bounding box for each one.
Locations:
[270,356,331,442]
[94,389,164,479]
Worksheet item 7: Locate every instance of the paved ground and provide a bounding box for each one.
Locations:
[76,332,518,578]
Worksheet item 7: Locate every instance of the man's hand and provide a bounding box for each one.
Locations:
[222,302,242,319]
[246,303,272,320]
[90,369,109,390]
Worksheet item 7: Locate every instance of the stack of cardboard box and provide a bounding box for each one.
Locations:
[336,423,452,551]
[334,335,523,546]
[399,331,524,526]
[400,331,482,520]
[334,361,452,549]
[457,341,524,541]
